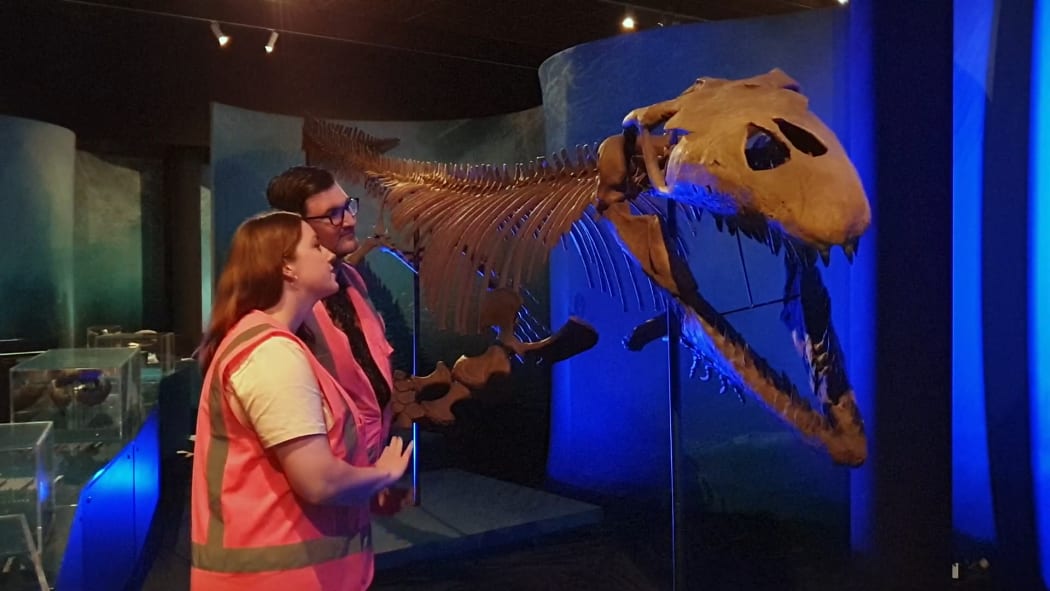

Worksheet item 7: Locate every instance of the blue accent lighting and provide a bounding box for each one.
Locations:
[952,0,997,543]
[1031,0,1050,583]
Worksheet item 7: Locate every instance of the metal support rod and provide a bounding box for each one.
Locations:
[665,203,687,590]
[411,231,422,506]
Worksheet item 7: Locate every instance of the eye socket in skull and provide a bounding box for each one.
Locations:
[682,78,706,95]
[745,124,791,171]
[773,118,827,156]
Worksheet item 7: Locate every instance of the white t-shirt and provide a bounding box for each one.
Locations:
[227,337,331,448]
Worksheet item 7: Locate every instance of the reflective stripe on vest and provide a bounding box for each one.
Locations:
[191,531,370,574]
[192,323,367,574]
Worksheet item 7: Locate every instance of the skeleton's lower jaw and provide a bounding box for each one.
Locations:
[679,292,867,467]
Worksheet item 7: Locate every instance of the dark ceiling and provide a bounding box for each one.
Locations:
[2,0,838,147]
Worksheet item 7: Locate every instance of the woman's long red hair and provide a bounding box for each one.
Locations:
[197,211,302,371]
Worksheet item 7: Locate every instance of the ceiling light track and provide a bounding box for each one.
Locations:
[58,0,538,70]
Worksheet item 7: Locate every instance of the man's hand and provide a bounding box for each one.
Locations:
[371,486,414,516]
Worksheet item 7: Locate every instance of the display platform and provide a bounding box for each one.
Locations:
[373,468,602,569]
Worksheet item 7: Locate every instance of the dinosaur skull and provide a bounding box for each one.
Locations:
[625,69,870,255]
[617,70,871,465]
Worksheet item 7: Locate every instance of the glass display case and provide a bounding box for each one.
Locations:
[0,514,49,591]
[92,331,175,411]
[84,326,123,348]
[0,422,54,558]
[9,349,142,506]
[1,349,48,424]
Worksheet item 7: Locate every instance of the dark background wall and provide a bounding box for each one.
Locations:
[1,0,550,353]
[0,1,544,149]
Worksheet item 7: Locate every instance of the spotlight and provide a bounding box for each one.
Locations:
[265,30,279,54]
[210,21,230,47]
[837,0,848,4]
[621,15,636,30]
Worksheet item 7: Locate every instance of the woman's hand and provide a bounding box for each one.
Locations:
[274,433,412,506]
[374,436,414,486]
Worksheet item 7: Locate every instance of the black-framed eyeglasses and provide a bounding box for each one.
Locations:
[303,197,359,226]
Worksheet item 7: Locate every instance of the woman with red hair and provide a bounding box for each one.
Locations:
[191,211,412,591]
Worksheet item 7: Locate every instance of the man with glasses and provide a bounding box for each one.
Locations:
[266,165,409,515]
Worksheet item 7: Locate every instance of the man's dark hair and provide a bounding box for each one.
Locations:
[266,166,336,214]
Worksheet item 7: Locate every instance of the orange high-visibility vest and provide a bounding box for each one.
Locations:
[311,263,395,463]
[190,310,374,591]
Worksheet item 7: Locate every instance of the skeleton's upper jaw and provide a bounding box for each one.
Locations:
[637,70,872,251]
[659,125,869,250]
[665,145,868,245]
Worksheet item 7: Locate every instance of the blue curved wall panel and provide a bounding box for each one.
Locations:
[540,9,853,521]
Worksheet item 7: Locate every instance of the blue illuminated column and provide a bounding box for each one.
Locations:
[975,0,1042,587]
[952,0,997,544]
[1030,0,1050,584]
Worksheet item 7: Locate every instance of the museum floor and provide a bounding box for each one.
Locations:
[129,457,995,591]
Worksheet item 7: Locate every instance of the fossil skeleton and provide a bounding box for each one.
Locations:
[303,69,870,466]
[389,288,597,428]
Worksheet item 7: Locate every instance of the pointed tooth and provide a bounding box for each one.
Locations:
[746,220,762,240]
[819,248,831,267]
[842,242,856,263]
[726,218,738,236]
[714,215,724,232]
